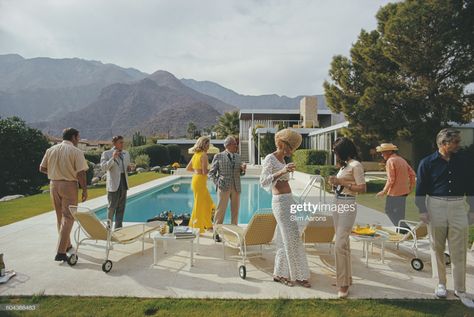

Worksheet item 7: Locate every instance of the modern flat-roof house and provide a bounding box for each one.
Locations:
[308,120,474,166]
[239,96,345,164]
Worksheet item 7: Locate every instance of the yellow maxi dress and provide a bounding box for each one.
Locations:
[189,151,215,233]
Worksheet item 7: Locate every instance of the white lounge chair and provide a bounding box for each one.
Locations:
[216,209,277,279]
[68,205,164,272]
[302,214,335,254]
[378,220,444,271]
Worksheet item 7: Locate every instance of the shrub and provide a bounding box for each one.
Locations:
[86,161,95,185]
[134,154,150,169]
[147,144,169,166]
[166,144,181,163]
[296,164,338,177]
[259,132,276,158]
[0,117,50,196]
[296,164,339,191]
[366,179,386,193]
[292,149,328,166]
[132,131,146,146]
[128,146,146,160]
[129,144,170,166]
[84,150,102,164]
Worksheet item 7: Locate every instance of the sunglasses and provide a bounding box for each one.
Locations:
[282,140,293,150]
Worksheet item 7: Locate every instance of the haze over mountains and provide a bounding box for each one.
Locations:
[181,79,329,111]
[0,54,147,122]
[0,54,328,139]
[34,72,232,139]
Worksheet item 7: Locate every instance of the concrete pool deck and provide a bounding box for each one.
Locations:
[0,173,473,299]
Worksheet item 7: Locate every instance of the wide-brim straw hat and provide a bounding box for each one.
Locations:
[376,143,398,152]
[188,144,219,154]
[275,129,302,150]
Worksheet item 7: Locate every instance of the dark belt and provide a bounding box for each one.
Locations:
[430,196,464,201]
[336,194,355,199]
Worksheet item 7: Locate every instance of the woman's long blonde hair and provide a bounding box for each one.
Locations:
[190,136,210,153]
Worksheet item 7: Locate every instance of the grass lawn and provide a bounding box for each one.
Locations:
[356,192,474,244]
[0,296,473,317]
[0,172,168,227]
[356,192,420,222]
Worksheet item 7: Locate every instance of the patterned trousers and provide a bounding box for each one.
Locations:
[272,193,310,281]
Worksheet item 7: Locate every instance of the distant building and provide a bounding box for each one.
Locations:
[77,139,112,151]
[239,96,345,164]
[45,134,112,151]
[308,120,474,167]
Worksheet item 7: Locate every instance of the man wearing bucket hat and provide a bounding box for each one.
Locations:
[376,143,416,231]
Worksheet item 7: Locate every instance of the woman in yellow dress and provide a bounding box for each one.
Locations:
[186,136,215,233]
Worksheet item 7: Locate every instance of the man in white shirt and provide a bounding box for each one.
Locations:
[100,135,131,229]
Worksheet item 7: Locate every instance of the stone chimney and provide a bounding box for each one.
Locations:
[300,96,318,128]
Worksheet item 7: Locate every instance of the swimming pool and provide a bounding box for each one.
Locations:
[95,177,273,224]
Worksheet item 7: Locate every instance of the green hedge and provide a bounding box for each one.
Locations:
[86,161,95,185]
[292,149,328,166]
[129,144,170,166]
[366,179,386,193]
[296,164,338,191]
[296,164,338,177]
[166,144,181,163]
[298,164,387,194]
[84,150,102,164]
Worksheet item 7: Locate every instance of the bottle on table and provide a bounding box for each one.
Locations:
[167,211,174,234]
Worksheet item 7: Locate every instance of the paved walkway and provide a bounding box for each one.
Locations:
[0,175,472,299]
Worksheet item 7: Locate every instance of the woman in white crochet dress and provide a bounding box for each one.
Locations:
[260,129,311,288]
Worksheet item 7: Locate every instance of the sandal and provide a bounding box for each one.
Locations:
[273,276,294,287]
[296,280,312,288]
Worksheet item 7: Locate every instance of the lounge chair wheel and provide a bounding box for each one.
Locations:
[239,265,246,279]
[411,258,424,271]
[444,253,451,265]
[67,254,78,266]
[102,260,113,273]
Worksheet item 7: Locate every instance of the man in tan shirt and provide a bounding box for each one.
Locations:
[40,128,89,262]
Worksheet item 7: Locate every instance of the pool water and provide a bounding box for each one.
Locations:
[95,177,273,224]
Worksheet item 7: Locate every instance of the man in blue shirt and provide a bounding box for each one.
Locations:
[416,128,474,299]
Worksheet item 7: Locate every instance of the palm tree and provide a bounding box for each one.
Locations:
[215,111,239,138]
[187,122,198,139]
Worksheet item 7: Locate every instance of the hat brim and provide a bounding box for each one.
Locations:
[376,146,398,152]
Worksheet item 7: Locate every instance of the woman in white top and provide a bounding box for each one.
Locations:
[328,137,366,298]
[260,129,311,288]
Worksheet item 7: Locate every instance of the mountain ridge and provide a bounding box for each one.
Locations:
[1,54,333,139]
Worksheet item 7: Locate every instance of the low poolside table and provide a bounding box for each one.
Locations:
[350,231,388,267]
[152,228,200,267]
